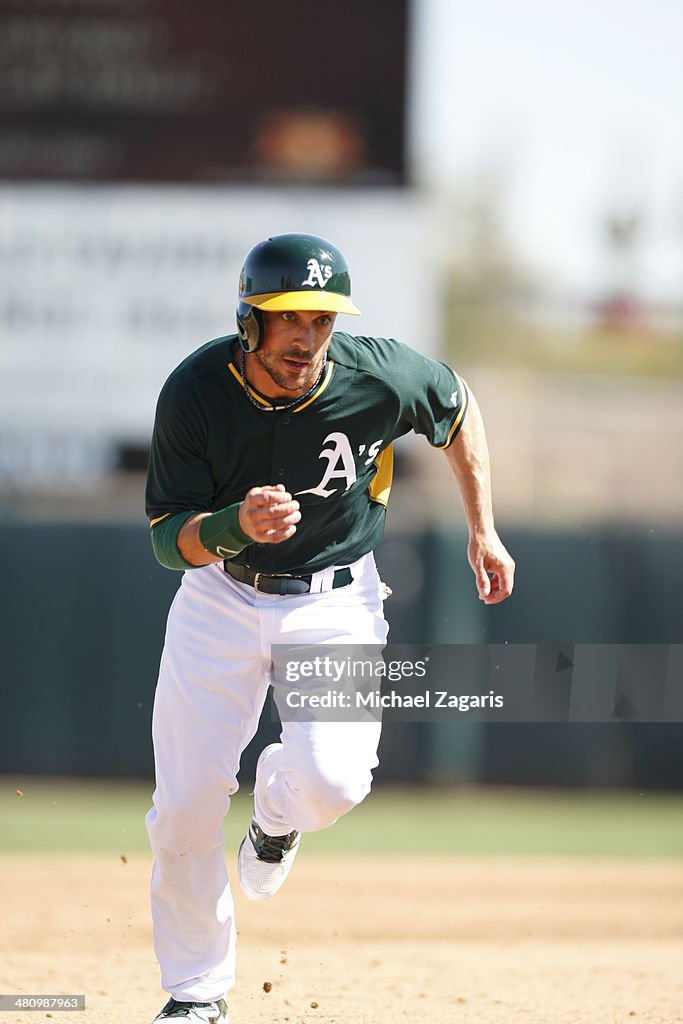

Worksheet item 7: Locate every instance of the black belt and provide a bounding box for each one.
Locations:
[223,560,353,595]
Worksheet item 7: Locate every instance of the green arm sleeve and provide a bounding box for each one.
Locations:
[150,511,198,571]
[151,504,252,570]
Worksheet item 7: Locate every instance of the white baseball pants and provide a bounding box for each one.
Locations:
[145,553,388,1002]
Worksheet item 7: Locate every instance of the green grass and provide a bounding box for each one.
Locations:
[318,786,683,857]
[3,778,683,857]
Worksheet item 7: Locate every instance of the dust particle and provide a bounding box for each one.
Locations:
[310,1002,318,1009]
[280,957,288,965]
[16,789,24,797]
[263,981,272,993]
[120,854,128,864]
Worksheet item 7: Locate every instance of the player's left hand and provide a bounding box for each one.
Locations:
[467,533,515,605]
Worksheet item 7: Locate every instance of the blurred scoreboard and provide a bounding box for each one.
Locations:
[0,0,408,184]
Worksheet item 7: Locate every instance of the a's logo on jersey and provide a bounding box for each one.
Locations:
[296,432,357,499]
[302,258,333,289]
[450,390,459,407]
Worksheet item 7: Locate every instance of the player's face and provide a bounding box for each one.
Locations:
[247,309,337,398]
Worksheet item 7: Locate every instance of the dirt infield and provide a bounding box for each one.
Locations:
[2,853,682,1024]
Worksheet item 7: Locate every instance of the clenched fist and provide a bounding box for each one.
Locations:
[239,484,301,544]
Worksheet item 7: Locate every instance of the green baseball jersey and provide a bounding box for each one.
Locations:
[146,332,468,574]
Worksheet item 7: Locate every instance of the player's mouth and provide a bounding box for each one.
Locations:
[282,357,312,372]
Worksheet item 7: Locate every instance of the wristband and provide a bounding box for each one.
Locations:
[198,502,252,559]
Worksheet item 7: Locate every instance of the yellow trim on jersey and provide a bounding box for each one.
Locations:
[149,513,171,528]
[227,360,273,407]
[292,359,335,413]
[436,374,469,450]
[368,444,394,507]
[228,356,334,412]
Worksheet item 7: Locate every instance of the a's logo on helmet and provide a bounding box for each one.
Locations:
[302,258,333,289]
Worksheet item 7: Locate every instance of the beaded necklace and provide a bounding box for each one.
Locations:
[238,348,327,413]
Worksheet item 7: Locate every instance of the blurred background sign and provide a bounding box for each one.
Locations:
[0,0,407,184]
[0,187,433,459]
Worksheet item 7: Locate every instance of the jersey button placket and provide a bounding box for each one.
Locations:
[272,429,288,488]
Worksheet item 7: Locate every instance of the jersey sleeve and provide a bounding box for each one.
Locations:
[390,340,469,448]
[145,374,216,524]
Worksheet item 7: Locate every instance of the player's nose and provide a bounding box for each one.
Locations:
[291,324,317,351]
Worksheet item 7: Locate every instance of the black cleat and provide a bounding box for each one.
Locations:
[152,997,229,1022]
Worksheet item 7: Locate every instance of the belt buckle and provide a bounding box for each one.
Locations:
[253,571,295,593]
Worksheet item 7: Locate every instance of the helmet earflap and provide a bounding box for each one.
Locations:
[236,302,264,352]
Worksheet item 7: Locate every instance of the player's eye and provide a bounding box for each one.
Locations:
[316,315,332,326]
[281,312,297,322]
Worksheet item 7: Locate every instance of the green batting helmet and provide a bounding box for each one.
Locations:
[236,232,361,351]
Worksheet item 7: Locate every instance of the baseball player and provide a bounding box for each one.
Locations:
[145,232,514,1023]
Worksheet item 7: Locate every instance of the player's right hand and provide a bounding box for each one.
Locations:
[238,484,301,544]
